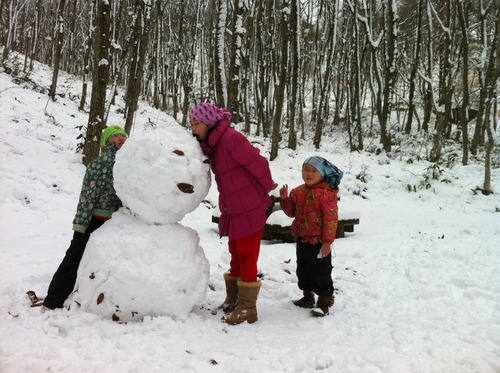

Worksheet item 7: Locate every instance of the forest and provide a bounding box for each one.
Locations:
[0,0,498,193]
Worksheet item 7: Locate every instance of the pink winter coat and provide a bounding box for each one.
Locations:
[201,118,274,240]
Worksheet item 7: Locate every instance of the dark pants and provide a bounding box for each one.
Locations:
[43,217,104,309]
[296,239,334,296]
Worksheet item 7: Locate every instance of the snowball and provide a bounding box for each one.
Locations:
[72,210,210,321]
[113,126,211,224]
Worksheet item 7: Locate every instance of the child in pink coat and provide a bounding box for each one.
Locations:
[190,102,277,325]
[280,156,342,317]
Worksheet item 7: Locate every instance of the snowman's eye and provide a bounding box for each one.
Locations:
[177,183,194,194]
[172,150,185,156]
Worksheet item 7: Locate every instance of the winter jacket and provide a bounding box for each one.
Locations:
[280,181,338,244]
[201,118,274,240]
[72,143,122,233]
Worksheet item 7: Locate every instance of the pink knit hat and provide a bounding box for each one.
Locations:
[189,102,231,126]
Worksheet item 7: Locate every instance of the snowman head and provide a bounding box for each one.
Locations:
[113,126,211,224]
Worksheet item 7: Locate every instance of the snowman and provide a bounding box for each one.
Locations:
[71,125,211,322]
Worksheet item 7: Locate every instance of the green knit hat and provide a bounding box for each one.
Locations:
[100,125,127,151]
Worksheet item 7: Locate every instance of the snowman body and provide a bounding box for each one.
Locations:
[73,126,211,321]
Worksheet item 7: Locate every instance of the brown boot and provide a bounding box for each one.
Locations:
[223,280,261,325]
[292,290,315,308]
[218,273,240,313]
[311,295,332,317]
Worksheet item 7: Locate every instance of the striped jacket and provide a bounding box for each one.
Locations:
[72,143,122,233]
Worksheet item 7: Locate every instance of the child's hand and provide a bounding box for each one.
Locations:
[279,185,288,200]
[318,242,332,259]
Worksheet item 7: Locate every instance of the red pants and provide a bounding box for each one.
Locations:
[228,229,262,282]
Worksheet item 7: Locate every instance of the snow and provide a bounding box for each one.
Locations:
[1,62,500,373]
[73,214,210,322]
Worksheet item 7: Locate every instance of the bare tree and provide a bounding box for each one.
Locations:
[226,0,243,120]
[48,0,66,100]
[379,0,398,152]
[270,0,289,161]
[287,0,300,150]
[240,1,253,134]
[349,0,364,151]
[429,0,455,162]
[471,0,495,156]
[457,0,471,165]
[404,0,424,134]
[355,0,395,153]
[2,0,28,61]
[214,0,228,107]
[313,1,337,150]
[149,1,165,110]
[1,0,497,183]
[79,3,94,112]
[481,1,499,195]
[123,0,153,133]
[252,0,276,137]
[22,0,41,72]
[83,0,111,166]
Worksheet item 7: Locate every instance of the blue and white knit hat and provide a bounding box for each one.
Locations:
[304,156,343,189]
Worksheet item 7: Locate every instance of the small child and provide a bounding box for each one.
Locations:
[279,156,343,317]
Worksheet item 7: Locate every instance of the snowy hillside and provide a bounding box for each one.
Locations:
[0,60,499,373]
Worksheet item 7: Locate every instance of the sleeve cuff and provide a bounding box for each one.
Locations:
[73,224,87,233]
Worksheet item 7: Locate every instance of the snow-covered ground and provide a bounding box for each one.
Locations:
[0,61,499,373]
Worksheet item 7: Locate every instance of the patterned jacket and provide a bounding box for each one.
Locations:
[201,118,274,240]
[72,143,122,233]
[280,181,338,244]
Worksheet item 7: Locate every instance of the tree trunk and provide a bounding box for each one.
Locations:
[124,0,153,133]
[313,2,336,150]
[49,0,66,101]
[351,0,363,151]
[481,3,499,195]
[79,33,92,112]
[270,0,289,161]
[226,0,243,121]
[429,0,454,162]
[457,1,470,165]
[83,0,111,166]
[471,0,493,155]
[404,0,423,135]
[1,0,14,61]
[379,0,397,153]
[287,0,300,150]
[26,0,42,72]
[214,0,228,107]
